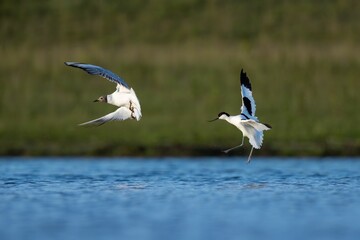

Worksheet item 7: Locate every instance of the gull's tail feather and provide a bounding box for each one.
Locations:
[130,88,142,121]
[133,108,142,121]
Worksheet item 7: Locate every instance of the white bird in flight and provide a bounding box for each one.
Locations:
[65,62,142,126]
[209,69,271,163]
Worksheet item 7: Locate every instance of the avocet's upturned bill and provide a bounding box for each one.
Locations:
[209,69,271,163]
[65,62,141,126]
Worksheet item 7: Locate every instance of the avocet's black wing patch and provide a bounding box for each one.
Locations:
[243,97,252,116]
[65,62,130,89]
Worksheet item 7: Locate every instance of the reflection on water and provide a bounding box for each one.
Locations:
[0,157,359,240]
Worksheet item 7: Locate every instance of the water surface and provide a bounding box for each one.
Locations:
[1,157,359,240]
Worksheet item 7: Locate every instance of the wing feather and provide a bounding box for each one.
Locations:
[79,107,132,127]
[241,120,264,149]
[240,69,257,120]
[65,62,130,89]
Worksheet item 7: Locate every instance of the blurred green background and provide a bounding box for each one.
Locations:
[1,0,359,156]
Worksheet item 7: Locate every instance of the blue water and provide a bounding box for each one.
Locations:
[1,157,359,240]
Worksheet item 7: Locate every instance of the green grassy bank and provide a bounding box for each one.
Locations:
[1,1,359,156]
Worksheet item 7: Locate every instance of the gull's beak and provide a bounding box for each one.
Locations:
[208,117,219,122]
[94,99,99,102]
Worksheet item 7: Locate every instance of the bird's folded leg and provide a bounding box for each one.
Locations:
[129,101,136,119]
[130,101,135,111]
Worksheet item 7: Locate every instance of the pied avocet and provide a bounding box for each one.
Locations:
[209,69,271,163]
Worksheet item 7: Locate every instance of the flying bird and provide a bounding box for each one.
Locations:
[209,69,271,163]
[65,62,142,126]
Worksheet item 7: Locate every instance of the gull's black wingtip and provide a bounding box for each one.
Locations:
[65,62,85,70]
[64,62,75,66]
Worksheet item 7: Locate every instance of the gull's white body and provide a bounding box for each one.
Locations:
[65,62,142,126]
[210,69,271,163]
[107,84,142,121]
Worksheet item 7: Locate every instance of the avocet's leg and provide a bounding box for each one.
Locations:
[247,147,254,163]
[223,136,244,154]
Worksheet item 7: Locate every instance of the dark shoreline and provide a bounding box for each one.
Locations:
[1,143,359,157]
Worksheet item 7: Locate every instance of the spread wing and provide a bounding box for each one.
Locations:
[65,62,130,89]
[79,107,133,127]
[240,69,257,120]
[241,120,263,149]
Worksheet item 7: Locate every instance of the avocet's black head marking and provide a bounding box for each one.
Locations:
[242,97,252,116]
[208,112,230,122]
[240,69,252,91]
[218,112,230,117]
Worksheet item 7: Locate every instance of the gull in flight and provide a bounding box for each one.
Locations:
[65,62,142,126]
[209,69,271,163]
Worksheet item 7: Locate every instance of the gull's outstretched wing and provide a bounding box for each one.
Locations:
[65,62,130,89]
[240,69,257,120]
[79,107,133,127]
